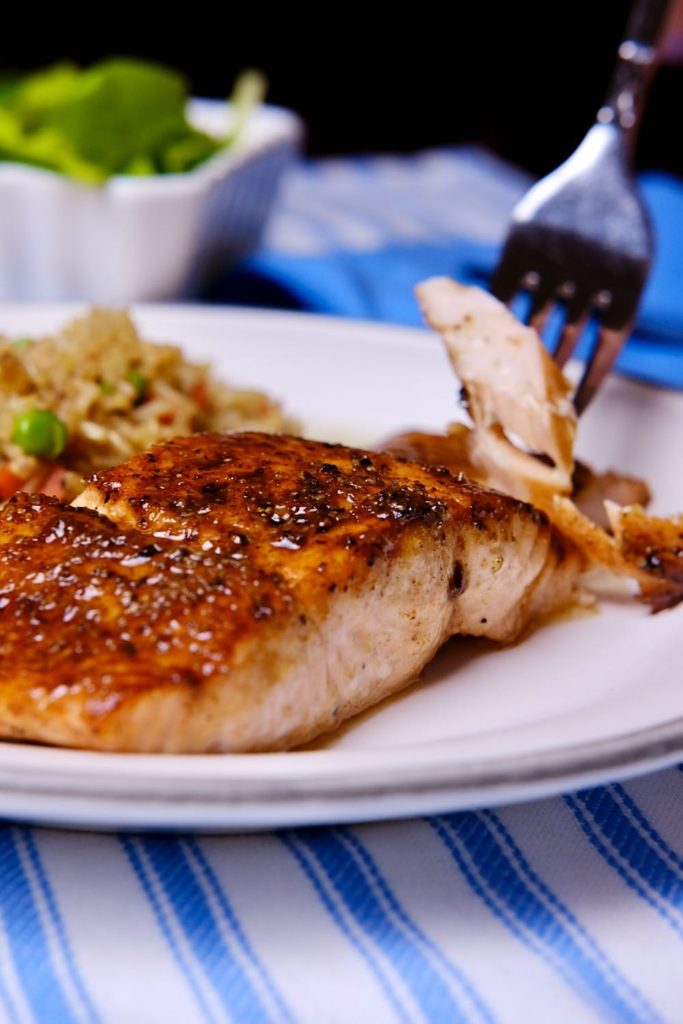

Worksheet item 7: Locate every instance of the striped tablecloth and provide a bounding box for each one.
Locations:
[4,149,683,1023]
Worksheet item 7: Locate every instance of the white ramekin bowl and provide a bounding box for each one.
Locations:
[0,98,303,303]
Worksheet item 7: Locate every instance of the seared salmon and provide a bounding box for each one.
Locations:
[0,433,580,752]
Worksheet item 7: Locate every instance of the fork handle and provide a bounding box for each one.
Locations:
[599,0,672,131]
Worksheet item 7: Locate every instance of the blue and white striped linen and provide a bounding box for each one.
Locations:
[2,772,683,1023]
[2,149,683,1022]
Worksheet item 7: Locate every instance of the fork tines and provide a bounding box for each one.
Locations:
[491,121,653,414]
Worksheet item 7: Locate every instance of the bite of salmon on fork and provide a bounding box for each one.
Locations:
[401,276,683,612]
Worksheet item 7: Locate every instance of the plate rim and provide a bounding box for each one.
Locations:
[0,709,681,801]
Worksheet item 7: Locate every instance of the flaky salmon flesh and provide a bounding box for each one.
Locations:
[409,278,683,611]
[0,433,580,753]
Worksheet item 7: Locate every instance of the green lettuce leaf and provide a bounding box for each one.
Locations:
[0,59,266,183]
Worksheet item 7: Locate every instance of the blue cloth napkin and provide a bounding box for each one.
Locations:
[215,149,683,391]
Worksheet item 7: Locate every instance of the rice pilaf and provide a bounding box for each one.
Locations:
[0,308,296,502]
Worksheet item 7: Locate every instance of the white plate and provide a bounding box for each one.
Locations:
[2,303,683,832]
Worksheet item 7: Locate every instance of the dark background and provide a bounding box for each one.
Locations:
[3,2,681,177]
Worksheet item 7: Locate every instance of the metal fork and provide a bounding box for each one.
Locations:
[491,0,671,413]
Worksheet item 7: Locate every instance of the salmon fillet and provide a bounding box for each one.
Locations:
[0,433,580,753]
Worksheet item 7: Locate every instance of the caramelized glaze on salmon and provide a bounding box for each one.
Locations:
[0,433,581,752]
